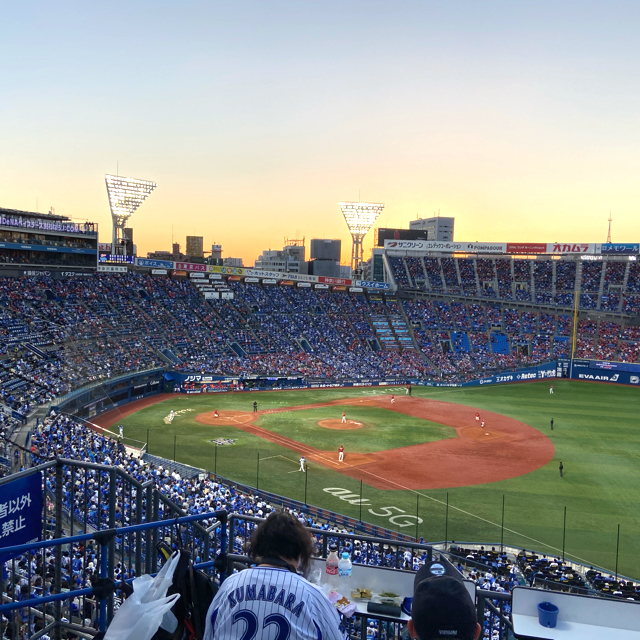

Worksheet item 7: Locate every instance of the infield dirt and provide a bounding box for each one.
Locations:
[195,396,554,490]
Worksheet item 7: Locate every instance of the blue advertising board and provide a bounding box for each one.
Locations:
[0,472,43,553]
[417,362,559,388]
[0,241,96,255]
[136,257,175,269]
[355,280,391,290]
[601,243,640,254]
[570,359,640,385]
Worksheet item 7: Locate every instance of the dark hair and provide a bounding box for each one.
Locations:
[249,511,312,572]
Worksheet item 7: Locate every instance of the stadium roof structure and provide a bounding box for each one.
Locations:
[105,174,156,256]
[339,201,385,273]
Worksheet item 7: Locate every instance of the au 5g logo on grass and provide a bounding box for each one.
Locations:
[323,487,423,527]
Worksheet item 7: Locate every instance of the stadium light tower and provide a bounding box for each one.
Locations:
[339,201,385,274]
[105,174,157,256]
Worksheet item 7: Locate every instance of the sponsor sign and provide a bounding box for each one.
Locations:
[349,287,363,292]
[601,243,640,255]
[0,473,43,553]
[22,270,51,277]
[98,243,112,252]
[298,282,311,287]
[262,278,277,284]
[136,257,175,269]
[318,276,353,285]
[506,243,547,254]
[204,292,219,299]
[209,273,222,280]
[332,286,347,291]
[244,277,260,283]
[546,243,599,255]
[208,265,245,275]
[279,280,294,286]
[172,270,187,276]
[97,265,127,273]
[355,280,391,290]
[175,261,206,272]
[384,240,507,253]
[151,269,168,275]
[315,284,329,289]
[189,272,205,278]
[227,275,241,281]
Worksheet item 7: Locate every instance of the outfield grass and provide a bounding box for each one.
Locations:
[108,381,640,578]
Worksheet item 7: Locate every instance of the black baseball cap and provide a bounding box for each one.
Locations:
[411,574,477,640]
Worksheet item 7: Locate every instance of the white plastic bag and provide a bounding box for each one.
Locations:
[105,552,182,640]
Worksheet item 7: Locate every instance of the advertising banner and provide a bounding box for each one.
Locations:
[384,240,507,253]
[601,243,640,255]
[98,243,112,252]
[570,359,640,385]
[97,265,127,273]
[355,280,390,290]
[0,472,43,553]
[318,276,353,285]
[209,265,245,276]
[506,243,547,254]
[136,257,175,269]
[151,269,168,275]
[546,243,600,255]
[175,262,206,272]
[418,363,558,388]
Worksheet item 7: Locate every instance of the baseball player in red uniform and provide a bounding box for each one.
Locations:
[481,419,485,429]
[214,410,219,418]
[475,412,480,422]
[391,394,395,404]
[550,385,554,394]
[341,411,346,423]
[338,445,344,462]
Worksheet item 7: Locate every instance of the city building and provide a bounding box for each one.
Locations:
[254,238,307,273]
[307,238,341,278]
[186,235,204,258]
[0,206,98,274]
[409,215,455,241]
[223,257,243,268]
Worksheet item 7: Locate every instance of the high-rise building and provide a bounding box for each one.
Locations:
[186,236,204,258]
[409,216,455,241]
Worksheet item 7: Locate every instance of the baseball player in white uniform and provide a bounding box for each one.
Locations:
[169,409,174,423]
[341,411,346,424]
[298,456,306,472]
[118,425,123,438]
[204,512,347,640]
[550,385,554,394]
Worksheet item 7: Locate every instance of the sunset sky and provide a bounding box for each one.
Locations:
[2,1,639,265]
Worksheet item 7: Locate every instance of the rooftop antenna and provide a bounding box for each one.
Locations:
[606,211,612,243]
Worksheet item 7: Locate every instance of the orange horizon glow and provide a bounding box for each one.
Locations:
[2,2,639,266]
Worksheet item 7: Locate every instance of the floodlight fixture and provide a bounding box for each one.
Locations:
[105,174,156,256]
[339,201,385,272]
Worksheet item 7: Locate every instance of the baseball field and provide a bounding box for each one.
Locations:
[97,380,640,578]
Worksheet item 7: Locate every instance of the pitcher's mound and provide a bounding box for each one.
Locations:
[196,410,254,426]
[460,427,506,441]
[318,419,364,431]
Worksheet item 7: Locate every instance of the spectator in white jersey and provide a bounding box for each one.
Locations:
[408,574,481,640]
[204,511,347,640]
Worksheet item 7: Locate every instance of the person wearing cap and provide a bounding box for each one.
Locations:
[408,575,481,640]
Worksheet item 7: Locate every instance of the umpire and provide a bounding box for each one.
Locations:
[253,400,258,413]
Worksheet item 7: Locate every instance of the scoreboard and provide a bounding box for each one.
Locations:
[98,253,135,264]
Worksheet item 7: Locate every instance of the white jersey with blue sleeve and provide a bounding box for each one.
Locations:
[204,566,348,640]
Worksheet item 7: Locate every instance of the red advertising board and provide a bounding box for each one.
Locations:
[318,276,353,285]
[175,262,206,272]
[506,243,547,254]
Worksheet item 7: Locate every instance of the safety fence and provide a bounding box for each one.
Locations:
[0,507,515,640]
